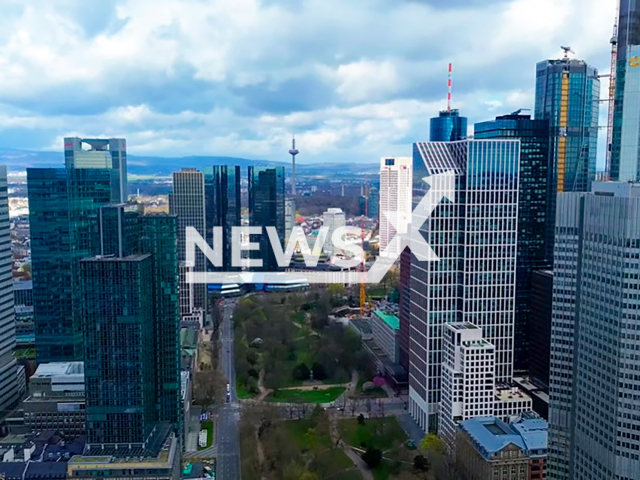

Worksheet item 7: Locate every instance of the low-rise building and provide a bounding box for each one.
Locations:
[370,310,400,363]
[22,362,85,437]
[456,414,547,480]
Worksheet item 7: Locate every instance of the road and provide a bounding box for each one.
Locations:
[215,300,241,480]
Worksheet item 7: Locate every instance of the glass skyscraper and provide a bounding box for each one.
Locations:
[610,0,640,181]
[248,166,285,271]
[64,137,128,203]
[548,183,640,479]
[430,110,468,142]
[535,58,600,193]
[0,166,18,414]
[475,113,552,371]
[28,168,111,363]
[408,140,520,432]
[204,166,241,272]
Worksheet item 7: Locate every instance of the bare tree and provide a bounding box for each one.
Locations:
[378,398,386,419]
[348,398,361,417]
[365,398,372,417]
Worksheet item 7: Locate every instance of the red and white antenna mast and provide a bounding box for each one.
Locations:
[447,63,453,111]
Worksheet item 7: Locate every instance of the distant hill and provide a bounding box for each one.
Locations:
[1,148,379,176]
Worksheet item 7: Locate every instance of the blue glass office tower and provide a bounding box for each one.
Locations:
[610,1,640,181]
[535,58,600,193]
[475,114,552,372]
[204,166,241,272]
[408,140,520,432]
[28,168,111,363]
[430,110,468,142]
[248,167,285,271]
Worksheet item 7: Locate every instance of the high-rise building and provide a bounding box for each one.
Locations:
[64,137,128,203]
[82,207,180,449]
[475,113,552,371]
[248,166,285,271]
[28,168,111,363]
[369,187,380,220]
[0,166,18,415]
[322,208,345,256]
[610,0,640,181]
[398,248,411,372]
[204,166,241,272]
[548,182,640,479]
[170,168,206,310]
[430,110,468,142]
[409,140,520,433]
[379,157,412,258]
[529,270,553,389]
[285,198,296,242]
[535,57,600,194]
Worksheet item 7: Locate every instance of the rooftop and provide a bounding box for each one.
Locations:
[373,310,399,331]
[33,362,84,378]
[495,385,532,403]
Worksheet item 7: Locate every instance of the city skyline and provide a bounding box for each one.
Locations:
[0,0,616,166]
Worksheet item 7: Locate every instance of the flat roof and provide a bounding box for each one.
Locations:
[33,362,84,377]
[373,310,399,330]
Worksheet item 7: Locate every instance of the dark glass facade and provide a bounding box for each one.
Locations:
[429,110,468,142]
[474,114,552,371]
[248,167,285,271]
[27,168,111,363]
[529,269,553,389]
[81,254,156,448]
[204,166,241,271]
[535,58,599,193]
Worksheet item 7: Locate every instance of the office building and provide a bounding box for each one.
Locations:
[28,168,111,363]
[0,166,18,416]
[285,198,296,242]
[456,415,548,480]
[535,57,600,194]
[248,166,285,271]
[398,248,411,372]
[440,323,496,449]
[323,208,345,256]
[369,187,380,220]
[64,137,128,203]
[170,168,206,310]
[204,166,241,272]
[379,157,412,258]
[529,270,553,389]
[22,362,85,437]
[430,109,468,142]
[610,0,640,181]
[371,310,400,364]
[409,140,519,433]
[475,113,552,371]
[548,182,640,479]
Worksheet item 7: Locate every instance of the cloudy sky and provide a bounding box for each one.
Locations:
[0,0,616,165]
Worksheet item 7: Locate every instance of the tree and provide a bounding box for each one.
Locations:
[421,433,446,455]
[311,362,327,380]
[357,413,365,425]
[414,455,430,472]
[292,363,311,381]
[362,447,382,469]
[192,369,225,408]
[348,398,361,416]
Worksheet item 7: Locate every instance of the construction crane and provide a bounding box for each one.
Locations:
[561,46,575,58]
[605,10,619,179]
[510,108,531,116]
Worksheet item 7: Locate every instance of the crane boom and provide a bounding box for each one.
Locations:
[605,11,619,179]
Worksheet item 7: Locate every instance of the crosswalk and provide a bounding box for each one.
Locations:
[184,446,218,460]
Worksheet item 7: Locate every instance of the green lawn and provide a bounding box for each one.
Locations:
[266,387,346,403]
[197,420,214,450]
[291,311,306,324]
[236,379,257,399]
[339,417,408,451]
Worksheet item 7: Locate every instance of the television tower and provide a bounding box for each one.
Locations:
[289,136,299,196]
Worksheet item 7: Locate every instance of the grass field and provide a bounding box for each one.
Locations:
[236,379,257,399]
[197,420,214,450]
[266,387,346,403]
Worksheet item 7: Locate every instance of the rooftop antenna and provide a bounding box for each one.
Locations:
[447,63,453,111]
[561,46,575,58]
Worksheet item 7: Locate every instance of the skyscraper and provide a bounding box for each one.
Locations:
[83,206,181,449]
[64,137,128,203]
[408,140,520,432]
[0,166,18,414]
[610,0,640,181]
[28,167,111,363]
[379,157,412,258]
[475,113,552,371]
[548,182,640,479]
[204,166,241,273]
[171,168,206,310]
[430,110,468,142]
[535,57,600,194]
[248,166,285,271]
[322,208,345,256]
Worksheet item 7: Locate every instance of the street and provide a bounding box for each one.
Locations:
[215,300,241,480]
